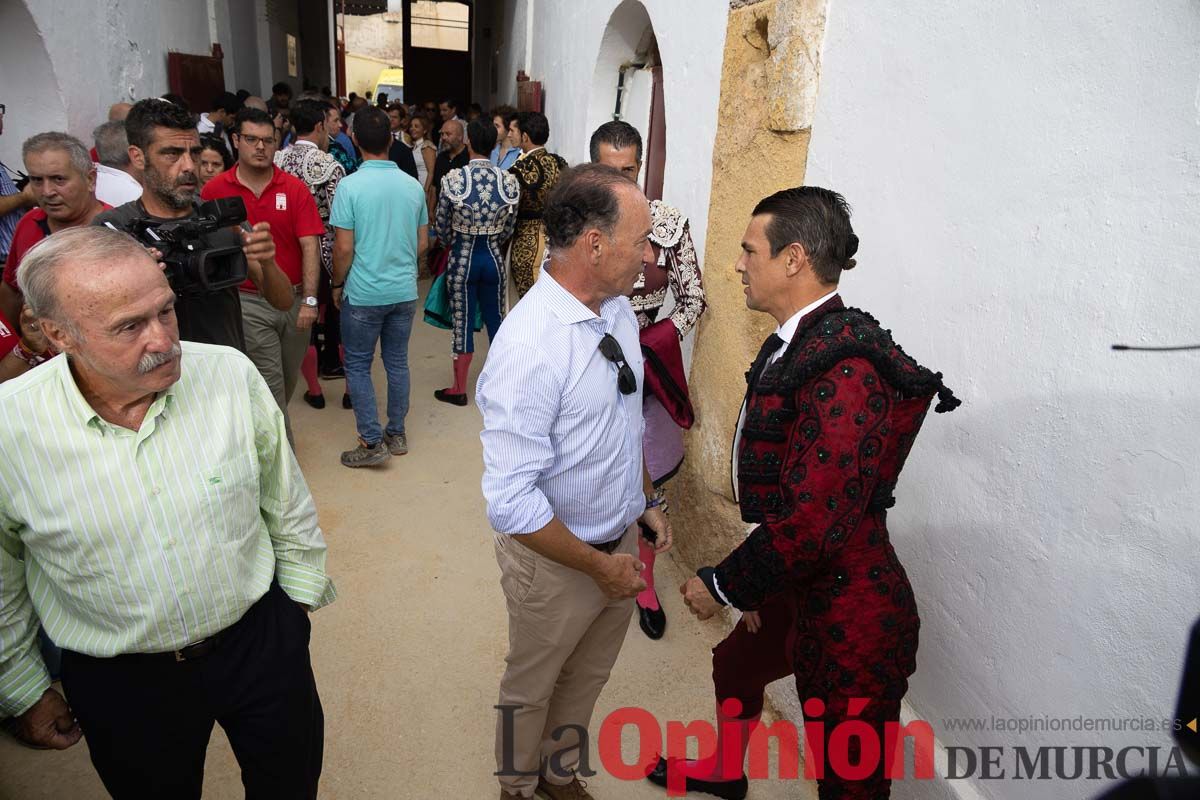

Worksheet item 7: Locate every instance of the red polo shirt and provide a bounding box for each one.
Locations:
[201,165,324,288]
[2,206,113,290]
[0,308,19,359]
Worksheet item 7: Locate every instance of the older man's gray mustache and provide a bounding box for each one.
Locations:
[138,343,181,375]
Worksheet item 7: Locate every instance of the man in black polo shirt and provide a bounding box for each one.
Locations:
[94,99,293,350]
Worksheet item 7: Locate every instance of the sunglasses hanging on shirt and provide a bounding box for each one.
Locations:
[598,333,637,395]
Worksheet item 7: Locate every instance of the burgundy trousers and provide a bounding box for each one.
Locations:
[711,589,904,800]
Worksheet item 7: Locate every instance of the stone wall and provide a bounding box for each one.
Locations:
[669,1,814,570]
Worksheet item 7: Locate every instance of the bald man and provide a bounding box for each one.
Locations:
[431,118,468,207]
[107,102,133,121]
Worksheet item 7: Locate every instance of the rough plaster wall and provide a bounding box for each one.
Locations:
[803,2,1200,799]
[0,2,68,168]
[765,0,826,131]
[666,0,815,747]
[493,0,529,107]
[526,0,726,273]
[5,0,223,157]
[228,0,263,93]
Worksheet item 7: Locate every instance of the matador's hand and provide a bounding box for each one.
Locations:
[680,576,721,621]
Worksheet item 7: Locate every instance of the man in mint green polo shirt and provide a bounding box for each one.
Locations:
[330,106,429,468]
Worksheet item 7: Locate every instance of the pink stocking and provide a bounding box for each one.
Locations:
[301,346,321,395]
[451,353,473,394]
[636,536,659,610]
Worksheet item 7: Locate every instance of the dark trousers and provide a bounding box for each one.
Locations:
[316,266,342,373]
[60,582,324,800]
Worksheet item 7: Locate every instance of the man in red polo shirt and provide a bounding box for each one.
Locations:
[0,133,108,327]
[202,107,324,445]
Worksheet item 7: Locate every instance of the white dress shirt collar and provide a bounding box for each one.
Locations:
[540,268,624,328]
[772,290,839,358]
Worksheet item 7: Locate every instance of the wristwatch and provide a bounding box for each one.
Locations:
[302,296,318,307]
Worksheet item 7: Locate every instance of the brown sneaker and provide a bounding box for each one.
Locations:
[535,775,594,800]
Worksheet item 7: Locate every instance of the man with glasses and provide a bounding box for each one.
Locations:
[203,107,325,446]
[477,164,674,800]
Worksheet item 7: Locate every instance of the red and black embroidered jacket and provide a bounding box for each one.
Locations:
[712,297,960,611]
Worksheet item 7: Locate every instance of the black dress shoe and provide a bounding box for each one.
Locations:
[342,393,352,409]
[434,389,468,406]
[637,596,666,640]
[320,365,345,380]
[645,757,747,800]
[303,391,326,409]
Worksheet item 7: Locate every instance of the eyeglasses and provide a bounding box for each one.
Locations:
[598,333,637,395]
[236,133,274,148]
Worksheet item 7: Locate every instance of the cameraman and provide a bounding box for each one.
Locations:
[93,99,292,351]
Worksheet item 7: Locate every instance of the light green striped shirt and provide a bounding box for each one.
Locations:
[0,342,336,716]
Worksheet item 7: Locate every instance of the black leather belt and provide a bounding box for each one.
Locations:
[589,537,623,554]
[115,628,229,663]
[99,632,225,664]
[140,631,225,663]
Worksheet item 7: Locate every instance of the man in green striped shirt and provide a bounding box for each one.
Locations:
[0,226,335,797]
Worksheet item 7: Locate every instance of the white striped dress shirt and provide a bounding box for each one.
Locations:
[477,269,646,543]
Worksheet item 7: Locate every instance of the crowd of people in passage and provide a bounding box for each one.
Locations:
[0,77,959,800]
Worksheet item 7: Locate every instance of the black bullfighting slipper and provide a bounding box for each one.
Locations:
[303,391,326,409]
[434,389,469,406]
[645,757,748,800]
[342,393,352,409]
[637,596,667,640]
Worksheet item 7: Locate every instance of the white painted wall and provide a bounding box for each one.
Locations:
[805,2,1200,798]
[493,0,531,108]
[501,0,727,285]
[0,0,317,167]
[0,2,68,170]
[0,0,242,166]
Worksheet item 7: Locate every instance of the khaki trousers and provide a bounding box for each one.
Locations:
[494,526,636,797]
[240,292,308,446]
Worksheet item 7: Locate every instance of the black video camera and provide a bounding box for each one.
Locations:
[118,197,249,297]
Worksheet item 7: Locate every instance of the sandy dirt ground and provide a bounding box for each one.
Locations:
[0,293,814,799]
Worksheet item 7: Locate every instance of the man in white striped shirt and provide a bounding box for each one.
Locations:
[0,227,332,797]
[478,164,674,800]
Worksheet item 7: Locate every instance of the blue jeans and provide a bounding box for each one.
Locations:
[340,298,417,445]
